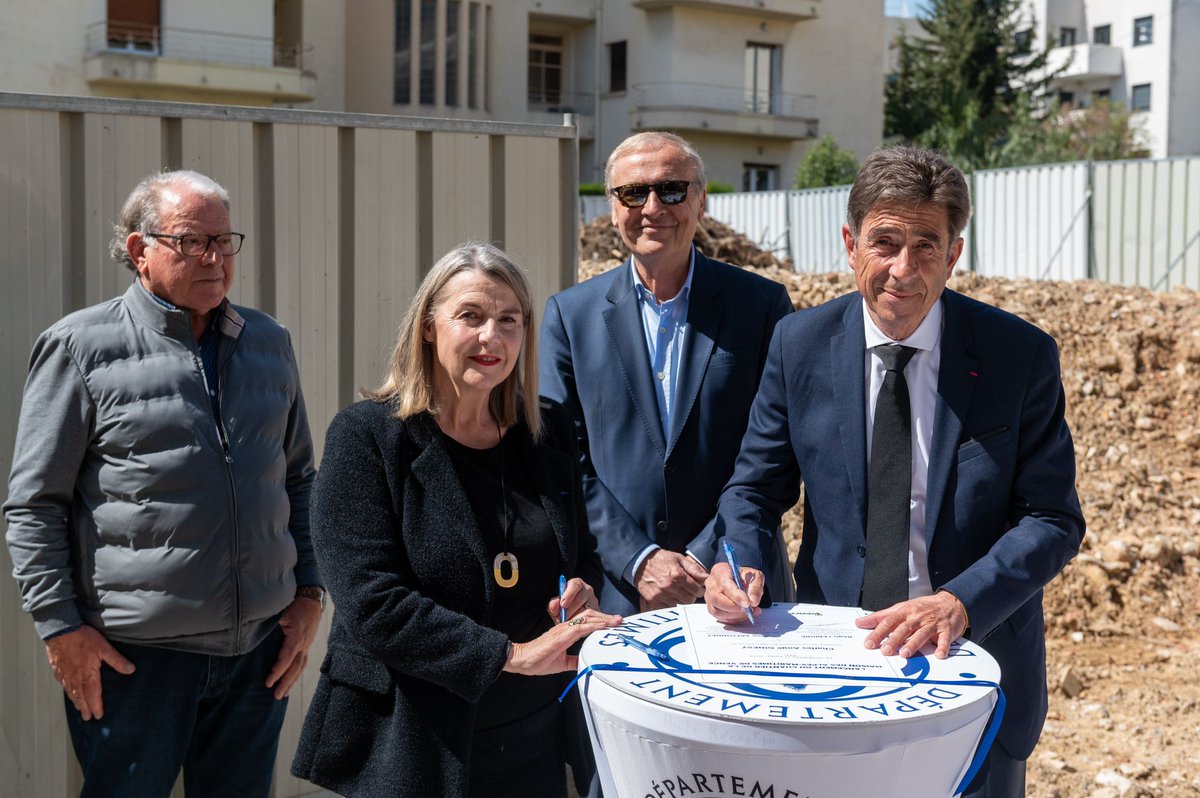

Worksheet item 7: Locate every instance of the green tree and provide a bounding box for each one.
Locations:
[997,99,1150,166]
[885,0,1057,168]
[793,135,860,189]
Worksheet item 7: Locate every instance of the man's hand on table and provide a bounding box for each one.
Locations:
[855,591,968,659]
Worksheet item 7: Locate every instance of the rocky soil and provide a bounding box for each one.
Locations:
[579,217,1200,796]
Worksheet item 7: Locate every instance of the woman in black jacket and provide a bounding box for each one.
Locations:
[292,242,621,797]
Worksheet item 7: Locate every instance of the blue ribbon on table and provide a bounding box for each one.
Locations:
[559,663,1005,797]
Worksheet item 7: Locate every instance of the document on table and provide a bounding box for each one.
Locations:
[677,603,908,684]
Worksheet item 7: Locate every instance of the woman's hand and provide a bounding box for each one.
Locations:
[504,607,623,676]
[548,577,599,623]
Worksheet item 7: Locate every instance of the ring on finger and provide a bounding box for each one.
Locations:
[568,615,587,627]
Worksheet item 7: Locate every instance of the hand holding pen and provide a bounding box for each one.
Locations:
[703,540,763,626]
[723,541,757,625]
[559,575,568,623]
[551,576,599,624]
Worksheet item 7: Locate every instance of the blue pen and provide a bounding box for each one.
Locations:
[558,574,567,623]
[723,540,757,625]
[614,633,670,661]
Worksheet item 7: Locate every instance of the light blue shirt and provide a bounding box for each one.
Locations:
[632,249,695,440]
[624,249,697,586]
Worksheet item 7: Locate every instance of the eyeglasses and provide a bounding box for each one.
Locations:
[148,232,245,257]
[609,180,692,208]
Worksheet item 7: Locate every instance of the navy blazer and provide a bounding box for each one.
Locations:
[292,401,602,798]
[540,249,793,615]
[715,289,1085,759]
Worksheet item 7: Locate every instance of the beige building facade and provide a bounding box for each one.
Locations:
[335,0,884,188]
[1,0,885,189]
[0,0,318,106]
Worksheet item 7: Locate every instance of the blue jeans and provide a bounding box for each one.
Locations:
[65,625,288,798]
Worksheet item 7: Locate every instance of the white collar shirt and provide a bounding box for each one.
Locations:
[862,298,944,600]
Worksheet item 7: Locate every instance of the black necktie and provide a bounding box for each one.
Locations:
[861,344,917,612]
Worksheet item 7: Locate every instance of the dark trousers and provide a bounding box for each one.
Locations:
[962,742,1027,798]
[469,700,567,798]
[65,625,288,798]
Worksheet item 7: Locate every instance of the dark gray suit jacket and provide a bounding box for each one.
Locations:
[716,289,1086,759]
[540,249,793,615]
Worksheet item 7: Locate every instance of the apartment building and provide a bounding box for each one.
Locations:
[1018,0,1200,157]
[340,0,883,188]
[0,0,883,189]
[0,0,320,106]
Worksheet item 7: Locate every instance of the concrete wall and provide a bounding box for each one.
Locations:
[297,0,348,111]
[1167,0,1200,156]
[788,0,884,166]
[0,0,105,96]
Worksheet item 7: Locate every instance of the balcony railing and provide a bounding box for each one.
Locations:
[527,90,597,116]
[632,0,820,21]
[633,82,815,118]
[87,21,313,72]
[1047,42,1122,82]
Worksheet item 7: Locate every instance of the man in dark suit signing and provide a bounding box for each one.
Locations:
[705,146,1085,798]
[541,132,793,617]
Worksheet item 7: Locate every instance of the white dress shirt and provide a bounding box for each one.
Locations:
[862,299,944,600]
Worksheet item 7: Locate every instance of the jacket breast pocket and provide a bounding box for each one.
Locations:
[708,347,754,369]
[957,426,1012,465]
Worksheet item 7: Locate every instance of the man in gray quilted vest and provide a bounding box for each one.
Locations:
[4,170,322,797]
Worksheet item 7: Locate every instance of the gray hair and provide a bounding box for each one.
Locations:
[846,146,972,241]
[603,131,707,192]
[366,241,541,439]
[109,170,231,271]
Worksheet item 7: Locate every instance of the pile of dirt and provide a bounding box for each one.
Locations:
[578,234,1200,795]
[579,214,789,271]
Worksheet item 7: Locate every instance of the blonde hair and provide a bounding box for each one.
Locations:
[366,242,540,438]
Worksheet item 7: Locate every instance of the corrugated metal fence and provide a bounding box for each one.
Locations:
[1092,158,1200,290]
[583,158,1200,291]
[0,92,578,798]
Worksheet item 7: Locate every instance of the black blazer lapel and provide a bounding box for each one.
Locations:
[667,251,722,458]
[832,300,869,534]
[602,262,668,456]
[926,292,977,546]
[406,416,494,594]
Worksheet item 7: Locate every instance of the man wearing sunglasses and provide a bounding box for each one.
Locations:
[540,132,794,619]
[5,170,320,796]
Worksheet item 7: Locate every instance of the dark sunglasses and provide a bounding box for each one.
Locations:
[610,180,692,208]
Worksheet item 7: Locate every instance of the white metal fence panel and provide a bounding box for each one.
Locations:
[580,194,608,223]
[973,161,1090,281]
[706,190,792,260]
[579,157,1200,290]
[787,185,852,273]
[1093,158,1200,290]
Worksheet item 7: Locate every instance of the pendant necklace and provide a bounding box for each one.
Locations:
[492,419,519,588]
